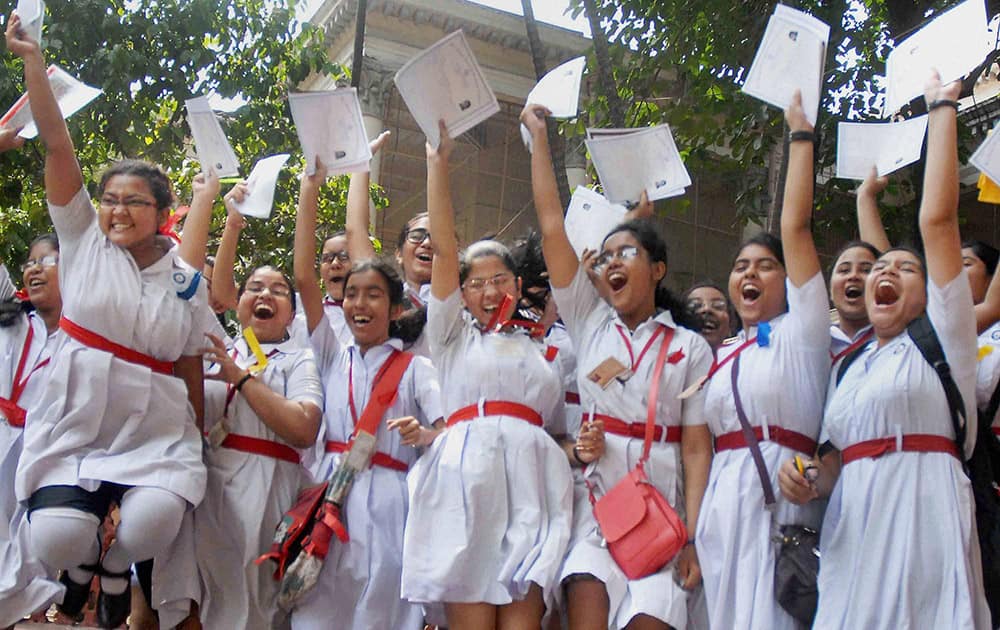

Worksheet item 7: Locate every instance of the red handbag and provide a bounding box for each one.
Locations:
[589,325,688,581]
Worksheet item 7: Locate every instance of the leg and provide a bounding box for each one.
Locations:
[565,575,610,630]
[28,507,101,580]
[497,583,545,630]
[445,602,497,630]
[624,614,672,630]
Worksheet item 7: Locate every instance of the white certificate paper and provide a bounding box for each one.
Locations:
[0,65,102,139]
[288,88,371,177]
[521,55,586,151]
[564,186,628,258]
[884,0,988,115]
[394,30,500,147]
[742,5,829,126]
[585,125,691,205]
[971,123,1000,187]
[232,154,290,219]
[836,115,929,180]
[185,96,240,178]
[16,0,44,44]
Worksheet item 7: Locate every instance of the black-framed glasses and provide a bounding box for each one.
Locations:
[320,251,350,264]
[594,246,639,272]
[405,227,431,245]
[20,255,59,273]
[99,196,157,212]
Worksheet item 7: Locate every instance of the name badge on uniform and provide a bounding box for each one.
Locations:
[207,418,230,448]
[587,357,631,389]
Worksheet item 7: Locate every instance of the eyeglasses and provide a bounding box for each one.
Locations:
[20,254,59,273]
[687,298,728,312]
[405,228,431,245]
[99,196,157,212]
[594,246,639,272]
[244,283,292,298]
[320,251,350,264]
[463,272,514,292]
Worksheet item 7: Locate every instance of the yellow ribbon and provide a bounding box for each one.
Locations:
[243,327,270,374]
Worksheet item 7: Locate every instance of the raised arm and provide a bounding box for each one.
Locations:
[520,104,579,289]
[427,121,460,300]
[212,186,248,311]
[177,170,221,270]
[856,168,891,252]
[293,158,329,334]
[919,72,963,288]
[781,90,822,287]
[345,131,391,261]
[5,14,81,205]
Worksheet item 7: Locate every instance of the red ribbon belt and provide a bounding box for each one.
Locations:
[324,440,409,472]
[714,425,817,455]
[217,433,301,464]
[0,399,25,428]
[840,434,959,465]
[582,412,681,443]
[446,400,543,428]
[60,317,172,375]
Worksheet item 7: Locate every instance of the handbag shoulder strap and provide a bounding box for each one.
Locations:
[353,350,415,438]
[731,354,777,507]
[641,325,676,464]
[906,315,968,458]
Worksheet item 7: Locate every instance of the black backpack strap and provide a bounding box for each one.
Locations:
[906,315,968,454]
[835,343,867,386]
[984,369,1000,428]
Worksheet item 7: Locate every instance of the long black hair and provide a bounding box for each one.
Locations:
[510,231,550,312]
[602,219,700,330]
[344,258,425,345]
[962,239,999,276]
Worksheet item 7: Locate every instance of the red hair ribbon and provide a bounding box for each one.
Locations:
[158,205,190,244]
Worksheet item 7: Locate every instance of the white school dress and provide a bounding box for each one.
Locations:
[976,321,1000,437]
[546,321,583,437]
[552,267,713,629]
[16,187,209,506]
[0,309,64,626]
[401,288,573,608]
[289,293,353,349]
[195,334,322,630]
[816,272,990,629]
[696,273,830,630]
[291,315,442,630]
[829,322,873,365]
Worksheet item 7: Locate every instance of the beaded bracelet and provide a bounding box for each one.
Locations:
[928,99,959,112]
[234,371,254,392]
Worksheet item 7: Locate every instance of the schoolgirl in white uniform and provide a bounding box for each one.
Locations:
[778,73,991,629]
[289,158,443,629]
[522,104,714,630]
[345,131,434,359]
[401,122,572,629]
[828,240,879,362]
[0,239,63,628]
[6,17,214,629]
[695,93,830,630]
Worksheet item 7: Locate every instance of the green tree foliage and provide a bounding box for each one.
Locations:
[0,0,386,279]
[570,0,968,247]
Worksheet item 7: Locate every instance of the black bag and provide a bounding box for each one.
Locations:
[905,317,1000,628]
[731,356,819,625]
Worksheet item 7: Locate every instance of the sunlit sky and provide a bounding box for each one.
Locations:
[467,0,591,37]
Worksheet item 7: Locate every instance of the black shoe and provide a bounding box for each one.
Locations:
[95,569,132,629]
[56,563,96,618]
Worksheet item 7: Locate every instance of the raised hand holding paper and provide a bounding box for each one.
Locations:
[232,154,290,219]
[836,115,928,180]
[521,56,586,151]
[0,65,101,139]
[585,125,691,205]
[564,187,627,258]
[15,0,44,44]
[288,88,371,177]
[884,0,988,115]
[742,5,829,126]
[970,123,1000,187]
[185,96,240,178]
[394,30,500,147]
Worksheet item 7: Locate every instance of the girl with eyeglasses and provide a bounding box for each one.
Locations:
[0,228,64,628]
[522,103,713,630]
[345,131,435,358]
[290,157,444,630]
[400,121,572,630]
[683,283,739,354]
[194,189,323,630]
[3,17,222,629]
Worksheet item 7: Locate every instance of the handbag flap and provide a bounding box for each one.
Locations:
[592,468,648,543]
